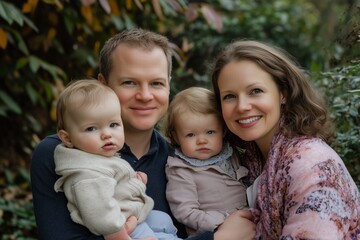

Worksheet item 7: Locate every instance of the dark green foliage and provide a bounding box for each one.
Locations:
[0,168,37,239]
[315,61,360,186]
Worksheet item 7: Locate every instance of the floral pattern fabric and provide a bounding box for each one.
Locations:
[244,134,360,239]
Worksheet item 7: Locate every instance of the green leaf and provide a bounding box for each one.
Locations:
[0,106,6,116]
[28,56,40,73]
[26,84,37,104]
[39,60,66,79]
[348,89,360,94]
[0,1,11,24]
[0,1,38,31]
[16,57,29,69]
[349,109,358,117]
[12,30,29,55]
[111,15,124,30]
[22,14,39,32]
[5,2,24,27]
[40,79,54,101]
[0,90,22,114]
[123,13,136,29]
[64,12,75,34]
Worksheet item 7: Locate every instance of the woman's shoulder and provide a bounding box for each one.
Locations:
[282,137,355,190]
[285,137,340,163]
[276,137,346,181]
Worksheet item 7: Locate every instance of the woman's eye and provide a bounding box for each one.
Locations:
[222,94,236,100]
[251,88,263,95]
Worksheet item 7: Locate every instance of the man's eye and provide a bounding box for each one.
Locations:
[151,81,165,87]
[122,81,135,86]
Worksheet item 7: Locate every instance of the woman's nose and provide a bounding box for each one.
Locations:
[237,97,251,112]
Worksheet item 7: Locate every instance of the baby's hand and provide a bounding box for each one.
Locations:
[135,171,148,184]
[125,216,137,234]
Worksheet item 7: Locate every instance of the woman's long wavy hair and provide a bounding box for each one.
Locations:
[211,40,334,147]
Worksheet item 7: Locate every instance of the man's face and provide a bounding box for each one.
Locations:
[104,44,170,134]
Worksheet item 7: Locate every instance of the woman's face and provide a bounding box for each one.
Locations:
[217,60,284,156]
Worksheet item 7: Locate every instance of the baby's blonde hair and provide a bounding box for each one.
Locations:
[163,87,222,148]
[56,79,117,132]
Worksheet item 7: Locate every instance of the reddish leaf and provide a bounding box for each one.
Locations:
[0,27,7,49]
[108,0,120,16]
[99,0,111,14]
[152,0,164,20]
[185,3,199,22]
[167,0,184,12]
[22,0,38,13]
[200,4,223,33]
[133,0,144,11]
[81,0,96,6]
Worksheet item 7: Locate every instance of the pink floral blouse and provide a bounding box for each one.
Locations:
[243,134,359,239]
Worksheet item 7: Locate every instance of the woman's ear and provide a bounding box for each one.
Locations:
[281,91,288,105]
[58,130,74,148]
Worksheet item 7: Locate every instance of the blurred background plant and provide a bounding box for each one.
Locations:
[0,0,359,238]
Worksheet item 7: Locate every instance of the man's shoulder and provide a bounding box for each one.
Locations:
[32,134,61,163]
[35,134,61,150]
[154,130,174,156]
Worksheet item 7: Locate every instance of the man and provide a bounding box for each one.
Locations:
[31,28,255,240]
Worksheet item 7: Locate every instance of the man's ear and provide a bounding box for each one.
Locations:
[98,73,106,84]
[58,130,74,148]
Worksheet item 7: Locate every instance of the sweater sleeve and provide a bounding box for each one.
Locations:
[71,177,126,236]
[30,134,103,240]
[166,159,225,235]
[281,142,359,239]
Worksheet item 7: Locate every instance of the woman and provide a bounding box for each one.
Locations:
[211,40,359,239]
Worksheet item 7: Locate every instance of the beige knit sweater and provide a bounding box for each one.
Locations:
[54,144,154,236]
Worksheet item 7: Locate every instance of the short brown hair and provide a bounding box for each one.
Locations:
[99,28,173,81]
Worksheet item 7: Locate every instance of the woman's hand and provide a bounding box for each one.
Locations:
[214,210,256,240]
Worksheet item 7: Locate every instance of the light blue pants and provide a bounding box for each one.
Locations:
[130,210,182,240]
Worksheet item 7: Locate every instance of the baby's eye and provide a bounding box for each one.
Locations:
[207,130,216,135]
[85,127,96,132]
[110,123,120,128]
[186,133,195,138]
